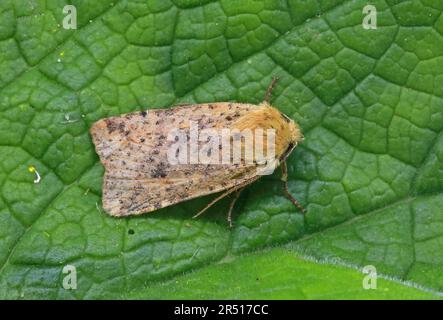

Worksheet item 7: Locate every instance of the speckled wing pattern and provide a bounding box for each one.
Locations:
[90,103,260,216]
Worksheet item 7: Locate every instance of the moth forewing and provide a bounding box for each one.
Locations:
[90,101,304,219]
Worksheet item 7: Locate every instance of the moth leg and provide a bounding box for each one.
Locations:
[193,178,257,220]
[193,187,240,219]
[281,161,305,213]
[264,76,279,103]
[227,188,243,228]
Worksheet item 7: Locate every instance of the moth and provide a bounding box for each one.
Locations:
[90,79,304,226]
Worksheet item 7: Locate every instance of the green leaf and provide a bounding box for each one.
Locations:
[126,249,441,299]
[0,0,442,299]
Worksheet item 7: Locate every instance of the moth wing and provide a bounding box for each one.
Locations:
[90,103,262,216]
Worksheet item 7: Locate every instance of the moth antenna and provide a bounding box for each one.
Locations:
[227,188,243,228]
[281,161,305,213]
[264,76,279,104]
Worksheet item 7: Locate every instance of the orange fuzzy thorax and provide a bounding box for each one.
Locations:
[232,102,303,159]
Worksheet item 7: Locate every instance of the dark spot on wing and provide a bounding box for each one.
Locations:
[105,119,118,133]
[118,122,126,133]
[151,162,167,178]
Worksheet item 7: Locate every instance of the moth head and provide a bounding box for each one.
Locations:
[286,115,303,144]
[233,102,303,162]
[278,112,303,162]
[262,101,303,139]
[260,102,304,162]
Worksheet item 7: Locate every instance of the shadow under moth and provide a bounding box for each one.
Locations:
[90,79,305,226]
